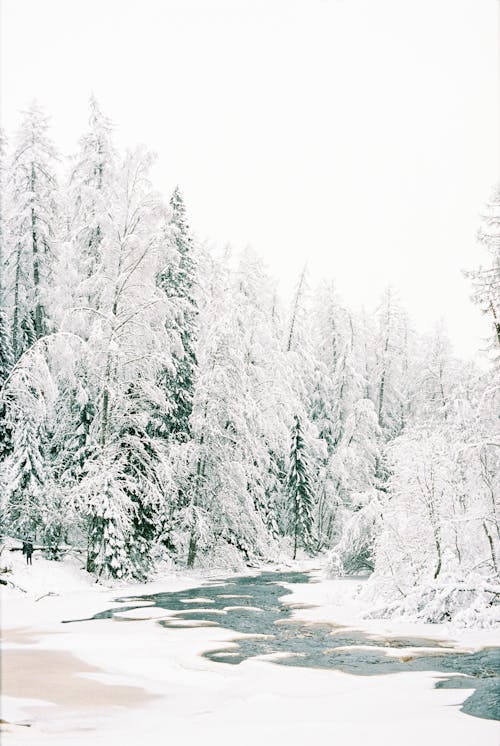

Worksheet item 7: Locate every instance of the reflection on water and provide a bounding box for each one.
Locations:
[66,570,500,721]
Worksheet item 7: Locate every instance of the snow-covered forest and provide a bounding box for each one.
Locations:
[0,100,499,626]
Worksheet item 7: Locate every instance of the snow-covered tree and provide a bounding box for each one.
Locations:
[4,413,45,539]
[67,146,175,577]
[414,321,458,425]
[287,415,315,559]
[78,453,133,577]
[0,234,14,462]
[0,342,56,541]
[69,96,117,293]
[326,399,382,571]
[372,287,410,440]
[0,307,13,462]
[4,103,59,358]
[0,130,14,461]
[183,253,273,567]
[467,184,500,364]
[310,282,364,452]
[154,187,198,440]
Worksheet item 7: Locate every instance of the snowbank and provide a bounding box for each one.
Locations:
[281,568,500,651]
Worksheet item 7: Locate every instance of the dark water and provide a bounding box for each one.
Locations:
[65,570,500,721]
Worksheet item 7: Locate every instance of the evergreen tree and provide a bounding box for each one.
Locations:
[0,338,61,544]
[4,412,45,539]
[4,103,59,359]
[69,95,117,290]
[155,187,198,440]
[78,454,132,578]
[287,415,315,559]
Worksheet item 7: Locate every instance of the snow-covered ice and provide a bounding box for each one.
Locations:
[2,553,499,745]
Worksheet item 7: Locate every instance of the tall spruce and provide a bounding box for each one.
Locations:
[4,103,59,359]
[69,95,117,291]
[156,187,198,440]
[1,344,54,542]
[287,415,315,559]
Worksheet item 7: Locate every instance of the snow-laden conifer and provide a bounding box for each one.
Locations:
[287,415,315,559]
[154,187,198,440]
[4,103,60,358]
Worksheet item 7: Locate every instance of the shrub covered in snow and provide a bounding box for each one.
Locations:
[363,573,500,628]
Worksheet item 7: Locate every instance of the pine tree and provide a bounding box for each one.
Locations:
[69,95,117,289]
[0,337,59,544]
[4,103,59,359]
[3,406,46,540]
[287,415,315,559]
[155,187,198,440]
[78,454,132,578]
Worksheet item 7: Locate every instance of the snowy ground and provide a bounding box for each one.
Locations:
[1,550,499,745]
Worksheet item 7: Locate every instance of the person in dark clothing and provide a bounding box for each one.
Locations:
[22,540,34,565]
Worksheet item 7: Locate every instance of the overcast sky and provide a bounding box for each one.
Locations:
[1,0,498,359]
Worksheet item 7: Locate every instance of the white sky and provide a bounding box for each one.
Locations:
[1,0,498,359]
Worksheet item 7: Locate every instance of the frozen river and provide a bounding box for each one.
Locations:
[72,569,500,722]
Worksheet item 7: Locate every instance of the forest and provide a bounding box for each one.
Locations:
[0,99,499,627]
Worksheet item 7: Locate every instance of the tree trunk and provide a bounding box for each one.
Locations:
[293,492,298,560]
[187,532,197,568]
[12,244,22,358]
[31,206,43,338]
[432,524,442,579]
[100,378,110,447]
[86,516,96,573]
[483,521,498,575]
[489,299,500,348]
[378,370,386,428]
[286,266,306,352]
[378,305,391,428]
[31,165,44,339]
